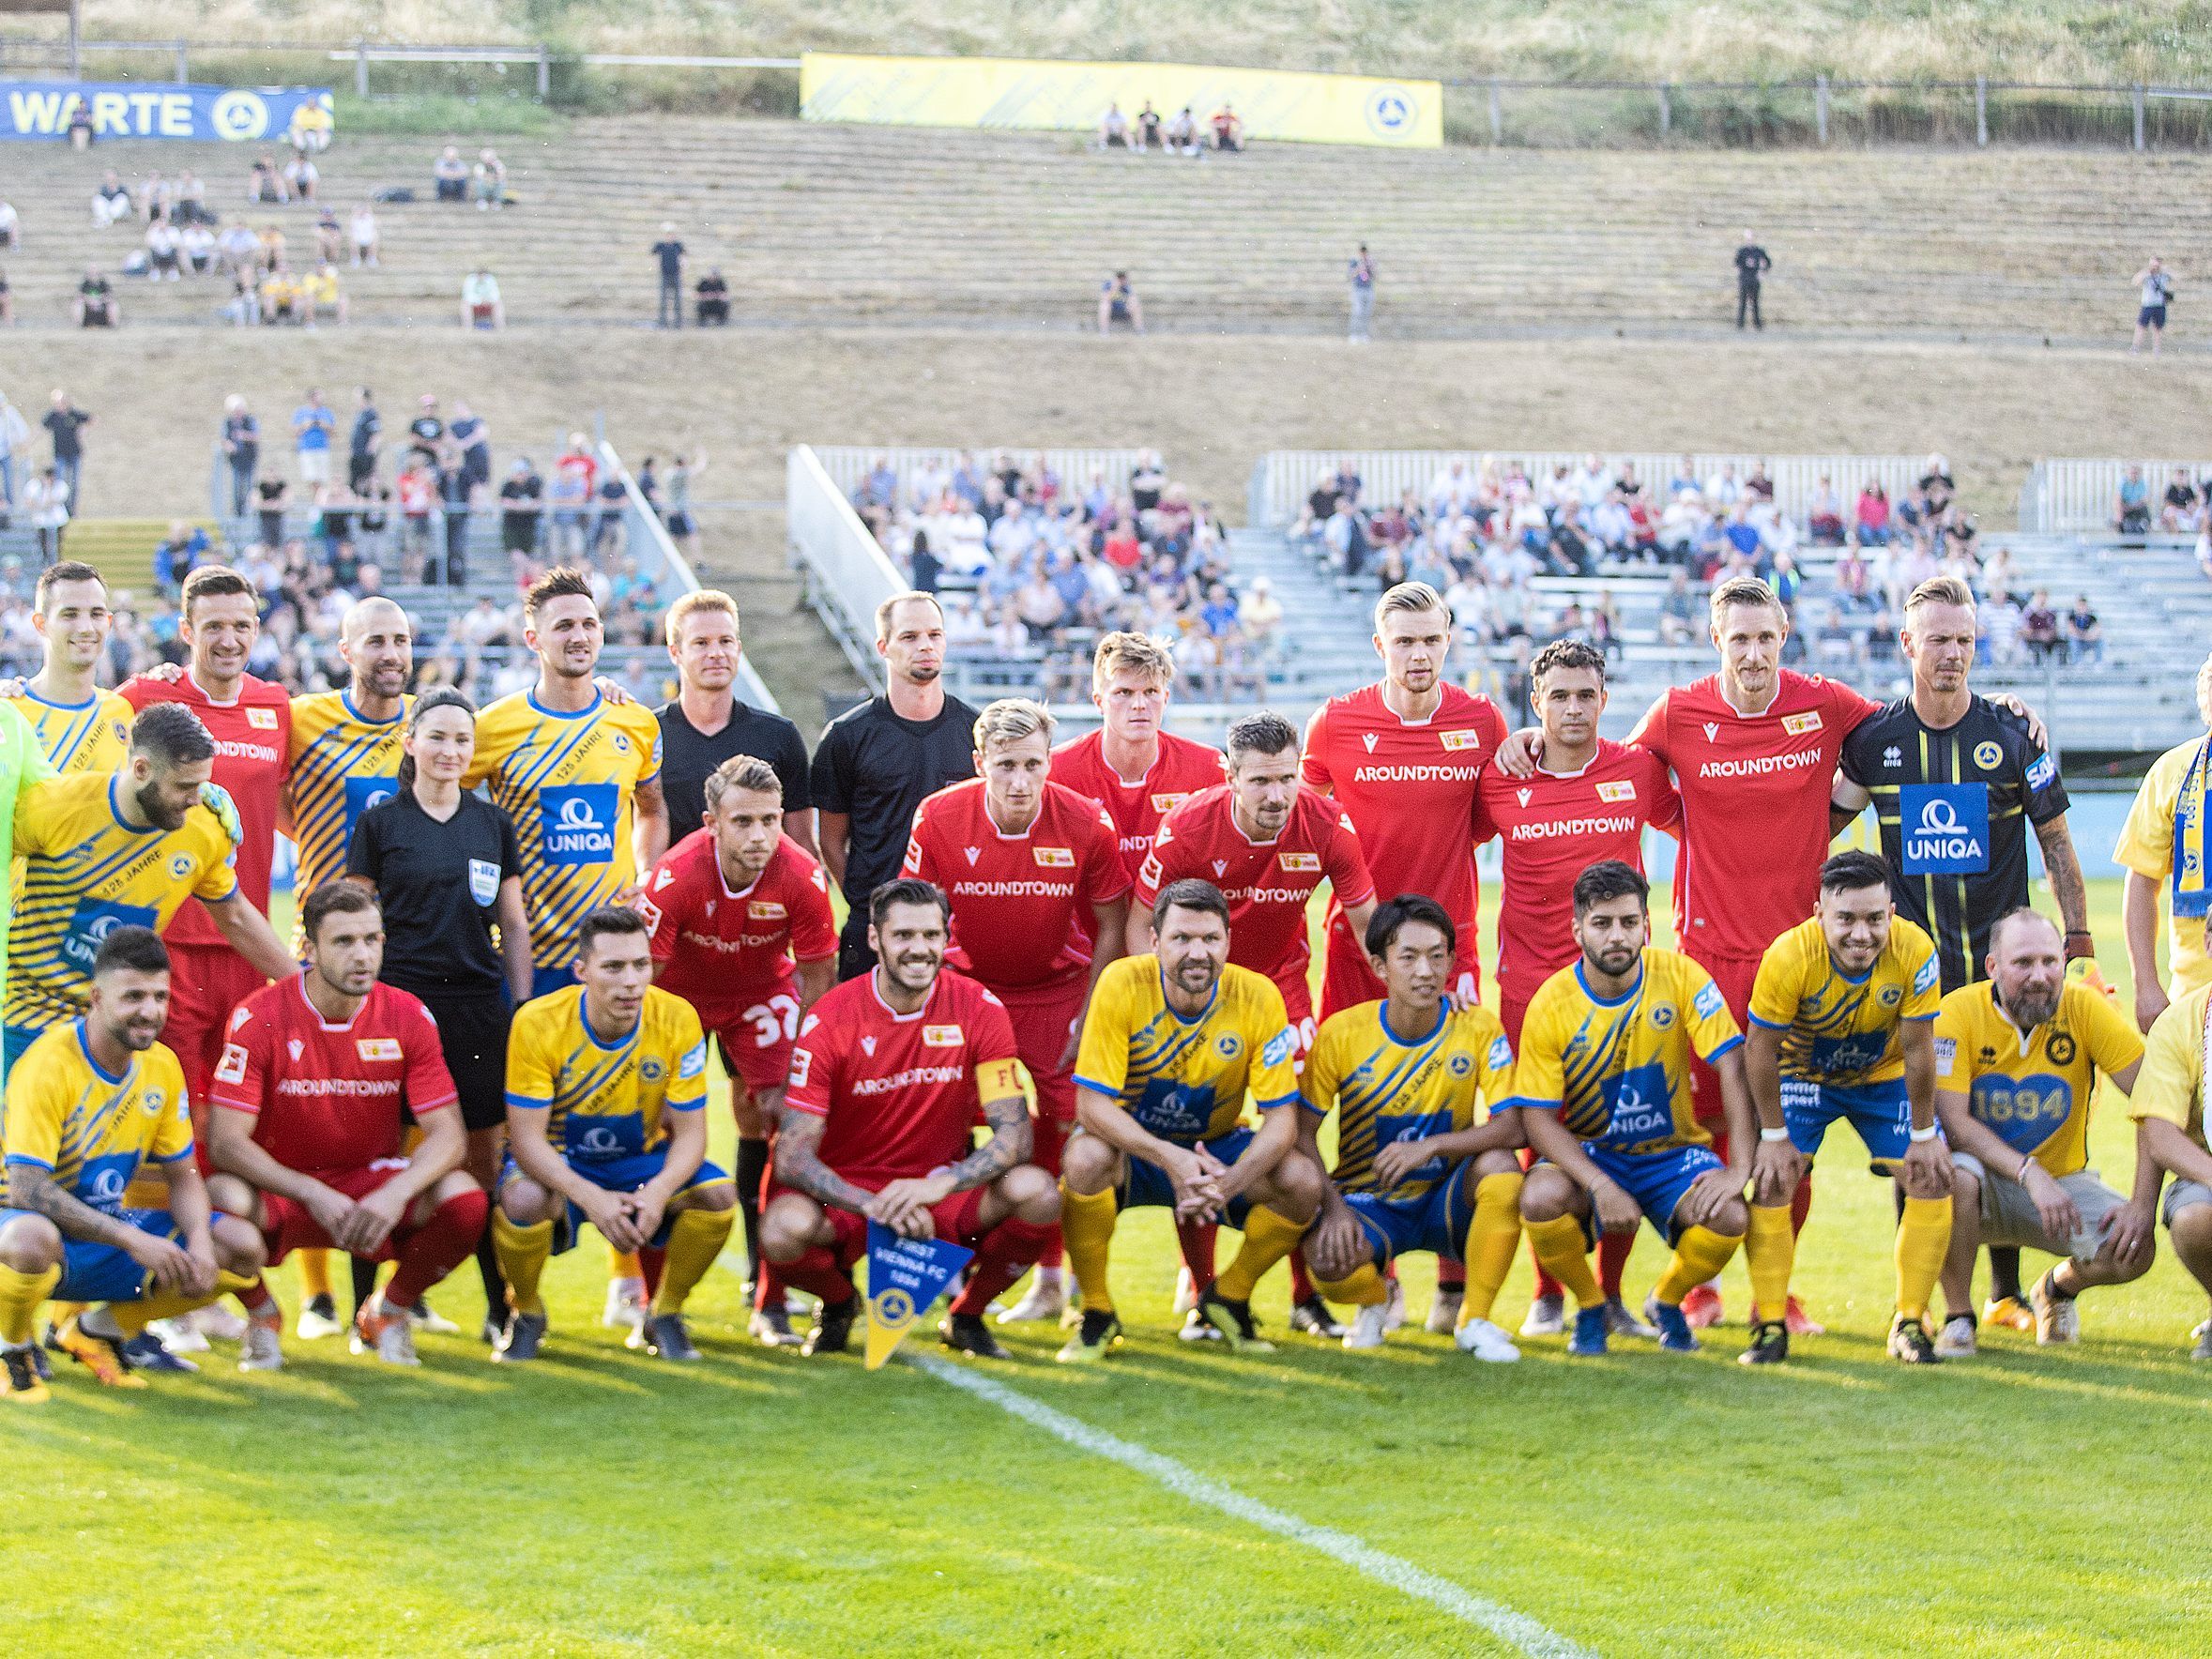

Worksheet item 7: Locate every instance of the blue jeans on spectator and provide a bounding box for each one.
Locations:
[0,454,14,510]
[230,458,256,518]
[53,456,81,510]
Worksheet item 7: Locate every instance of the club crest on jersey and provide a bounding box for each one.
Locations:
[963,846,981,866]
[923,1024,963,1047]
[169,853,192,878]
[1361,733,1379,753]
[1033,846,1075,867]
[640,1058,665,1083]
[1278,852,1320,873]
[469,859,501,906]
[142,1088,164,1115]
[1595,780,1637,802]
[748,900,787,921]
[1439,729,1481,752]
[1878,985,1903,1007]
[1516,788,1532,807]
[612,733,631,753]
[861,1035,877,1056]
[356,1038,402,1062]
[1650,1004,1676,1028]
[1447,1052,1474,1077]
[1151,792,1192,814]
[1214,1033,1243,1059]
[247,707,279,729]
[1973,740,2003,770]
[1782,711,1823,736]
[1702,723,1720,742]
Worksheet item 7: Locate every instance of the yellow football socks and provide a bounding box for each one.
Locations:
[1459,1171,1526,1324]
[1527,1213,1603,1308]
[652,1206,734,1317]
[1655,1225,1741,1306]
[1314,1260,1389,1307]
[1895,1195,1953,1323]
[299,1248,335,1301]
[0,1263,59,1347]
[1214,1205,1305,1301]
[608,1247,643,1281]
[112,1271,260,1337]
[1059,1183,1120,1314]
[495,1213,555,1317]
[1745,1203,1795,1322]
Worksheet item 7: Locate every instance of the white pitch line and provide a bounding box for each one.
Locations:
[908,1352,1594,1659]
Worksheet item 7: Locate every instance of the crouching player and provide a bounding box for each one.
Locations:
[492,907,735,1363]
[1299,895,1527,1359]
[0,927,266,1401]
[2125,914,2212,1359]
[1057,877,1326,1361]
[205,884,488,1369]
[760,878,1060,1360]
[1742,851,1951,1366]
[1514,861,1753,1356]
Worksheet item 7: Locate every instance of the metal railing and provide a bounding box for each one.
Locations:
[786,444,908,693]
[2019,459,2212,534]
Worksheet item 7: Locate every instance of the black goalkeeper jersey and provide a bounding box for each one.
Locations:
[1839,695,2070,992]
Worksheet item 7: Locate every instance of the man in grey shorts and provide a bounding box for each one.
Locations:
[2126,912,2212,1358]
[1930,908,2153,1355]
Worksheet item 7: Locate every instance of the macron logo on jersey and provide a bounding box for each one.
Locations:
[1361,733,1378,753]
[963,846,981,866]
[1702,723,1719,742]
[1516,788,1532,807]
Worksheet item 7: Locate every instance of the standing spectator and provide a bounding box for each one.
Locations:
[42,391,89,510]
[2021,589,2062,664]
[282,150,318,204]
[1734,229,1772,329]
[221,394,260,519]
[1096,103,1132,150]
[396,454,437,577]
[144,218,182,281]
[2113,464,2152,536]
[2161,465,2202,533]
[291,387,335,489]
[1099,269,1143,333]
[0,390,29,512]
[23,465,68,563]
[460,266,504,330]
[407,396,445,465]
[348,386,381,492]
[651,223,685,329]
[437,441,474,587]
[314,204,343,266]
[2132,256,2175,355]
[1166,105,1200,154]
[498,456,543,568]
[472,148,507,211]
[255,475,289,550]
[433,145,469,203]
[349,202,380,267]
[450,401,491,494]
[1347,243,1375,342]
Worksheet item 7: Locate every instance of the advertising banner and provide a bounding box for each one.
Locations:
[0,82,335,144]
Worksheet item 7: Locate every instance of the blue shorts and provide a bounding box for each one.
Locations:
[2140,303,2169,327]
[1345,1161,1475,1270]
[501,1149,730,1255]
[1581,1142,1726,1244]
[1782,1075,1913,1164]
[1121,1126,1259,1230]
[0,1204,191,1302]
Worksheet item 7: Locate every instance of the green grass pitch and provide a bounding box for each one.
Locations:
[4,878,2207,1657]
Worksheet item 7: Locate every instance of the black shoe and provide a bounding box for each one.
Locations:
[491,1311,547,1363]
[1197,1284,1275,1352]
[1055,1308,1124,1363]
[1888,1317,1943,1365]
[642,1311,701,1362]
[749,1304,804,1348]
[1289,1294,1346,1339]
[1737,1319,1790,1366]
[939,1313,1010,1360]
[803,1296,858,1357]
[25,1337,52,1382]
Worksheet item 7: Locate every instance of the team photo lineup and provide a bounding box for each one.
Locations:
[11,555,2212,1408]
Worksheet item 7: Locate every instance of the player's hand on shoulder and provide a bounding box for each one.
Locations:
[0,677,23,700]
[144,662,186,684]
[592,676,633,706]
[1988,692,2047,751]
[1492,726,1544,779]
[199,780,244,844]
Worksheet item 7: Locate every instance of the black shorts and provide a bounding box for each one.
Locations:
[412,986,513,1132]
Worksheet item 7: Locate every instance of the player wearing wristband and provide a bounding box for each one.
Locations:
[761,878,1060,1361]
[643,753,836,1347]
[1930,909,2151,1356]
[1742,852,1948,1365]
[6,562,130,780]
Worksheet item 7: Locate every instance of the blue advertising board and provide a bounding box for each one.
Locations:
[0,83,334,144]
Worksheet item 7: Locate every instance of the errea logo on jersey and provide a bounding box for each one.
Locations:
[1278,852,1320,873]
[1882,745,1903,769]
[923,1024,964,1047]
[356,1038,402,1062]
[1033,846,1075,868]
[1595,780,1637,802]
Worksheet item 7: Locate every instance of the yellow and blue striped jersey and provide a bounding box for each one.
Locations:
[7,688,130,776]
[1512,949,1743,1154]
[1,1019,191,1210]
[1303,998,1515,1202]
[504,984,706,1164]
[285,689,409,915]
[1931,979,2144,1177]
[6,772,240,1031]
[465,691,662,976]
[1747,916,1941,1087]
[1073,954,1299,1144]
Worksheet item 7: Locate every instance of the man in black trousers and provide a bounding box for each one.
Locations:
[1735,230,1773,330]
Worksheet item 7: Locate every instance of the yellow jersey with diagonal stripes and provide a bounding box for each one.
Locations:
[1303,999,1515,1202]
[1747,916,1942,1087]
[1073,955,1299,1144]
[465,691,663,978]
[1,1019,191,1211]
[7,772,240,1032]
[503,984,707,1164]
[1511,949,1744,1154]
[7,689,131,776]
[284,689,409,917]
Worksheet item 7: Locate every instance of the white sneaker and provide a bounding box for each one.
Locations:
[191,1303,247,1343]
[1381,1273,1407,1332]
[2030,1272,2080,1346]
[238,1316,284,1372]
[405,1301,462,1335]
[1454,1317,1522,1363]
[1519,1293,1565,1337]
[1425,1287,1463,1334]
[1342,1303,1388,1350]
[602,1276,647,1330]
[1934,1315,1977,1359]
[361,1303,420,1365]
[995,1269,1066,1324]
[295,1295,344,1341]
[149,1316,209,1354]
[1172,1266,1199,1315]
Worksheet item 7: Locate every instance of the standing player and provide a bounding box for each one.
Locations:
[655,589,815,851]
[1513,861,1753,1357]
[642,753,836,1345]
[760,877,1060,1360]
[6,561,130,778]
[812,592,980,982]
[491,907,736,1362]
[2115,652,2212,1034]
[1741,853,1949,1365]
[902,698,1130,1328]
[1473,638,1678,1337]
[204,884,487,1369]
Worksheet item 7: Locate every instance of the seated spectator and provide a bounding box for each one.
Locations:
[73,267,118,327]
[180,221,215,275]
[0,198,16,249]
[1657,488,1707,562]
[153,520,209,593]
[1099,269,1143,333]
[1166,105,1200,155]
[140,172,173,223]
[2113,463,2152,535]
[1097,104,1132,150]
[2067,595,2103,662]
[302,259,346,325]
[1703,461,1743,509]
[23,467,68,562]
[314,205,343,265]
[461,266,504,330]
[1657,567,1699,646]
[2021,588,2061,662]
[1813,604,1858,670]
[1978,542,2014,601]
[1242,575,1283,658]
[257,221,286,272]
[1744,462,1777,506]
[434,145,470,204]
[349,203,380,267]
[1808,473,1846,544]
[694,268,730,326]
[1978,588,2023,666]
[175,171,209,224]
[282,152,318,203]
[1211,103,1244,151]
[259,261,301,324]
[247,154,288,205]
[91,171,133,227]
[219,266,261,326]
[2162,465,2202,533]
[144,219,181,281]
[1833,543,1873,609]
[473,148,507,211]
[1137,101,1164,149]
[1919,453,1956,518]
[289,98,333,154]
[1854,479,1891,546]
[217,216,260,279]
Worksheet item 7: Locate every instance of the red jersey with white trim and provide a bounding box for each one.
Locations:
[900,777,1131,992]
[120,669,290,948]
[1048,729,1225,868]
[1473,739,1681,990]
[1627,671,1876,962]
[206,975,457,1174]
[1136,782,1375,1000]
[1302,681,1504,974]
[784,967,1020,1188]
[643,829,837,1025]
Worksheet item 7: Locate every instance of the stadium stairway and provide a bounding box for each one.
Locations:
[0,119,2205,338]
[61,518,181,594]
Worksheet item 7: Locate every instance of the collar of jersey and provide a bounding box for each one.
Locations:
[340,688,404,727]
[526,688,603,721]
[581,997,643,1050]
[1380,1003,1447,1047]
[1825,951,1874,986]
[1157,964,1218,1027]
[868,970,932,1023]
[296,974,362,1033]
[23,686,99,712]
[1988,986,2046,1054]
[74,1018,130,1087]
[1575,958,1645,1008]
[184,668,242,708]
[106,776,159,835]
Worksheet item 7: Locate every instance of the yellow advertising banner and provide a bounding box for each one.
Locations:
[800,52,1442,148]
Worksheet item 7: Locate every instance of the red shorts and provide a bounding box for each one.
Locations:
[257,1158,418,1263]
[706,986,807,1094]
[992,978,1088,1123]
[163,941,271,1119]
[764,1178,988,1260]
[1686,951,1761,1134]
[1496,976,1540,1049]
[1320,912,1479,1025]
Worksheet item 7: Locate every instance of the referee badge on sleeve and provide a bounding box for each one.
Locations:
[468,859,500,906]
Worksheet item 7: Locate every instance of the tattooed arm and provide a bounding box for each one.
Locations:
[770,1102,877,1215]
[866,1088,1031,1240]
[10,1164,200,1293]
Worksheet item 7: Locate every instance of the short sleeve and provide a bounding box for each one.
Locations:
[2081,987,2147,1079]
[1073,968,1136,1100]
[2018,730,2070,826]
[969,987,1019,1067]
[777,723,814,814]
[403,1000,460,1112]
[1899,938,1942,1020]
[790,860,839,963]
[1686,967,1744,1062]
[461,708,511,792]
[809,723,855,815]
[1298,1023,1346,1119]
[664,1000,708,1110]
[1082,804,1133,905]
[10,776,63,856]
[191,827,240,904]
[2113,755,2182,880]
[786,1009,837,1114]
[1625,689,1670,767]
[1324,811,1377,908]
[504,1013,557,1112]
[1838,723,1874,788]
[1299,706,1334,792]
[345,805,384,882]
[644,858,683,964]
[1825,677,1881,735]
[639,717,664,785]
[1474,1014,1517,1112]
[496,804,524,882]
[1243,979,1300,1111]
[206,1006,271,1114]
[147,1064,194,1162]
[1930,997,1973,1090]
[1510,995,1567,1109]
[2128,997,2202,1130]
[1746,940,1801,1030]
[899,800,936,883]
[1,1052,64,1170]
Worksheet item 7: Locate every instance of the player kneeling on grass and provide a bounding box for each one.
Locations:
[1298,894,1527,1360]
[759,878,1060,1361]
[492,906,735,1364]
[205,882,488,1370]
[1514,860,1753,1357]
[0,927,266,1402]
[2125,914,2212,1360]
[1056,877,1325,1361]
[1741,852,1952,1366]
[1931,908,2150,1355]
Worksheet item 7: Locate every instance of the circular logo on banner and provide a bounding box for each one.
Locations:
[873,1287,914,1326]
[1973,740,2004,770]
[1366,86,1416,139]
[210,91,272,143]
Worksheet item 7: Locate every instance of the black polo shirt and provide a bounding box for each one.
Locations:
[655,696,812,840]
[810,692,978,910]
[347,788,523,998]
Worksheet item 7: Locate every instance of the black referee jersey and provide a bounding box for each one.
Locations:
[1839,694,2070,992]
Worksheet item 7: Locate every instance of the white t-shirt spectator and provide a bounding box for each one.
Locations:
[942,507,989,576]
[1427,464,1472,515]
[1572,461,1612,511]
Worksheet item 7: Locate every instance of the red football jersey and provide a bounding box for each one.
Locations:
[784,967,1020,1188]
[901,777,1131,992]
[121,669,290,948]
[206,975,457,1174]
[643,830,838,1025]
[1136,782,1374,1000]
[1627,671,1876,962]
[1048,729,1226,868]
[1472,740,1681,992]
[1302,681,1504,975]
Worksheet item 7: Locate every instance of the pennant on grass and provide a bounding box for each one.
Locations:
[863,1220,973,1370]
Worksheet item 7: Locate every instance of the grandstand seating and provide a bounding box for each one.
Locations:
[0,118,2202,336]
